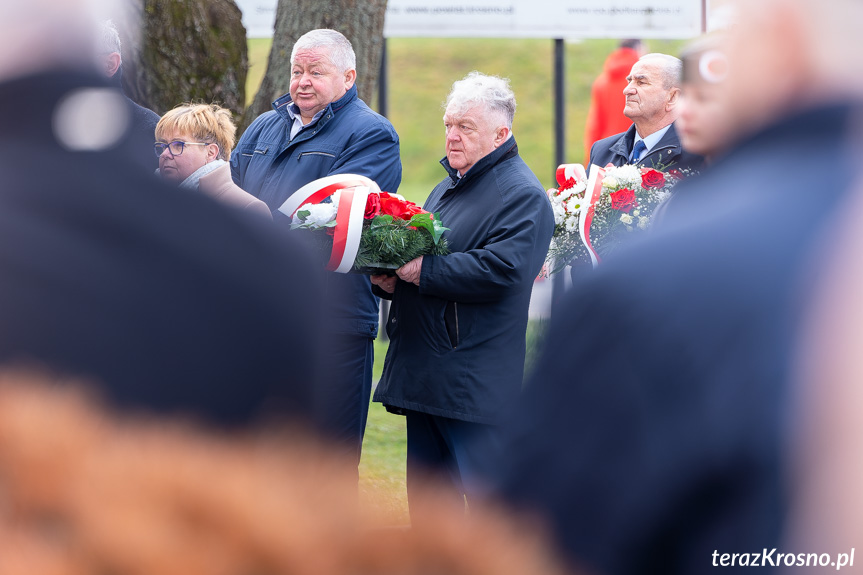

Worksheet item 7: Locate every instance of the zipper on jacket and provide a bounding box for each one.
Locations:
[241,146,269,158]
[454,302,459,349]
[444,301,460,349]
[297,151,336,161]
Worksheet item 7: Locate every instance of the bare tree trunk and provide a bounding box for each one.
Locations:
[240,0,388,132]
[117,0,248,117]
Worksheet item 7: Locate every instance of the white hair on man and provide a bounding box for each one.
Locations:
[445,71,516,131]
[100,19,122,56]
[638,53,683,90]
[291,29,356,74]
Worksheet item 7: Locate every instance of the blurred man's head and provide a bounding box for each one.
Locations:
[0,0,110,81]
[677,35,734,160]
[719,0,863,143]
[623,53,683,137]
[99,19,122,78]
[619,38,646,56]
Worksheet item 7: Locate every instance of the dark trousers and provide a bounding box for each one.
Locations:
[404,410,498,523]
[314,334,374,470]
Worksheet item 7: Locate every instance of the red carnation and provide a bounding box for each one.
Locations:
[641,169,666,189]
[364,193,381,219]
[560,177,578,191]
[379,193,405,218]
[379,192,426,220]
[400,202,425,219]
[610,188,638,212]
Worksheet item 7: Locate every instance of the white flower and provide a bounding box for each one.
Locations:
[619,213,634,225]
[633,208,641,217]
[298,202,337,228]
[602,176,619,189]
[565,217,578,232]
[613,164,642,186]
[556,188,574,201]
[565,196,582,214]
[552,203,566,225]
[638,216,650,230]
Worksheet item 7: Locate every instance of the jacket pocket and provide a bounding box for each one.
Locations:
[240,145,270,158]
[444,301,459,349]
[294,150,338,174]
[297,151,336,160]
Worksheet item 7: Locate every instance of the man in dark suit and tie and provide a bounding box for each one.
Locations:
[587,53,704,173]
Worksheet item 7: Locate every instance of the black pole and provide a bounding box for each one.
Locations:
[554,38,565,169]
[551,38,566,315]
[378,38,389,117]
[377,37,391,340]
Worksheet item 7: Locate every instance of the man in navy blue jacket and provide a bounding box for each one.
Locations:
[231,29,402,469]
[476,0,863,573]
[371,72,553,521]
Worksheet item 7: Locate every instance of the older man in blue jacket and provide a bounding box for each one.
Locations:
[231,29,402,468]
[371,72,553,521]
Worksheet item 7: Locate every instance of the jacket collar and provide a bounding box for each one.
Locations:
[272,84,358,125]
[608,123,682,166]
[440,136,519,185]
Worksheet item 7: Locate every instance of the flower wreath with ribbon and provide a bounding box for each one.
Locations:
[280,174,449,274]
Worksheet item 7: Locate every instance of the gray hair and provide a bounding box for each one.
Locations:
[100,19,121,56]
[444,71,516,129]
[290,29,356,73]
[639,53,683,90]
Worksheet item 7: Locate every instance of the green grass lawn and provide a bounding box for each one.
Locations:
[247,37,684,523]
[357,336,409,525]
[358,321,547,525]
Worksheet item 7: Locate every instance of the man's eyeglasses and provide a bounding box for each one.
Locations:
[154,141,211,157]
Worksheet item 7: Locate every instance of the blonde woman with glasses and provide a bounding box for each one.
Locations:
[155,104,271,219]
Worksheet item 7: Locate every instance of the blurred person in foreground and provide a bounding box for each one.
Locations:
[0,373,573,575]
[232,29,402,469]
[583,39,645,161]
[675,36,734,164]
[785,173,863,574]
[99,19,160,171]
[651,35,735,227]
[0,0,323,427]
[475,0,863,573]
[370,72,554,522]
[155,103,271,219]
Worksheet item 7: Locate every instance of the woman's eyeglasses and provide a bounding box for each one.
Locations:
[154,141,211,157]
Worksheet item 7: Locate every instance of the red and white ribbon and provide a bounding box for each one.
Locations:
[579,164,606,268]
[278,174,382,274]
[556,163,587,188]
